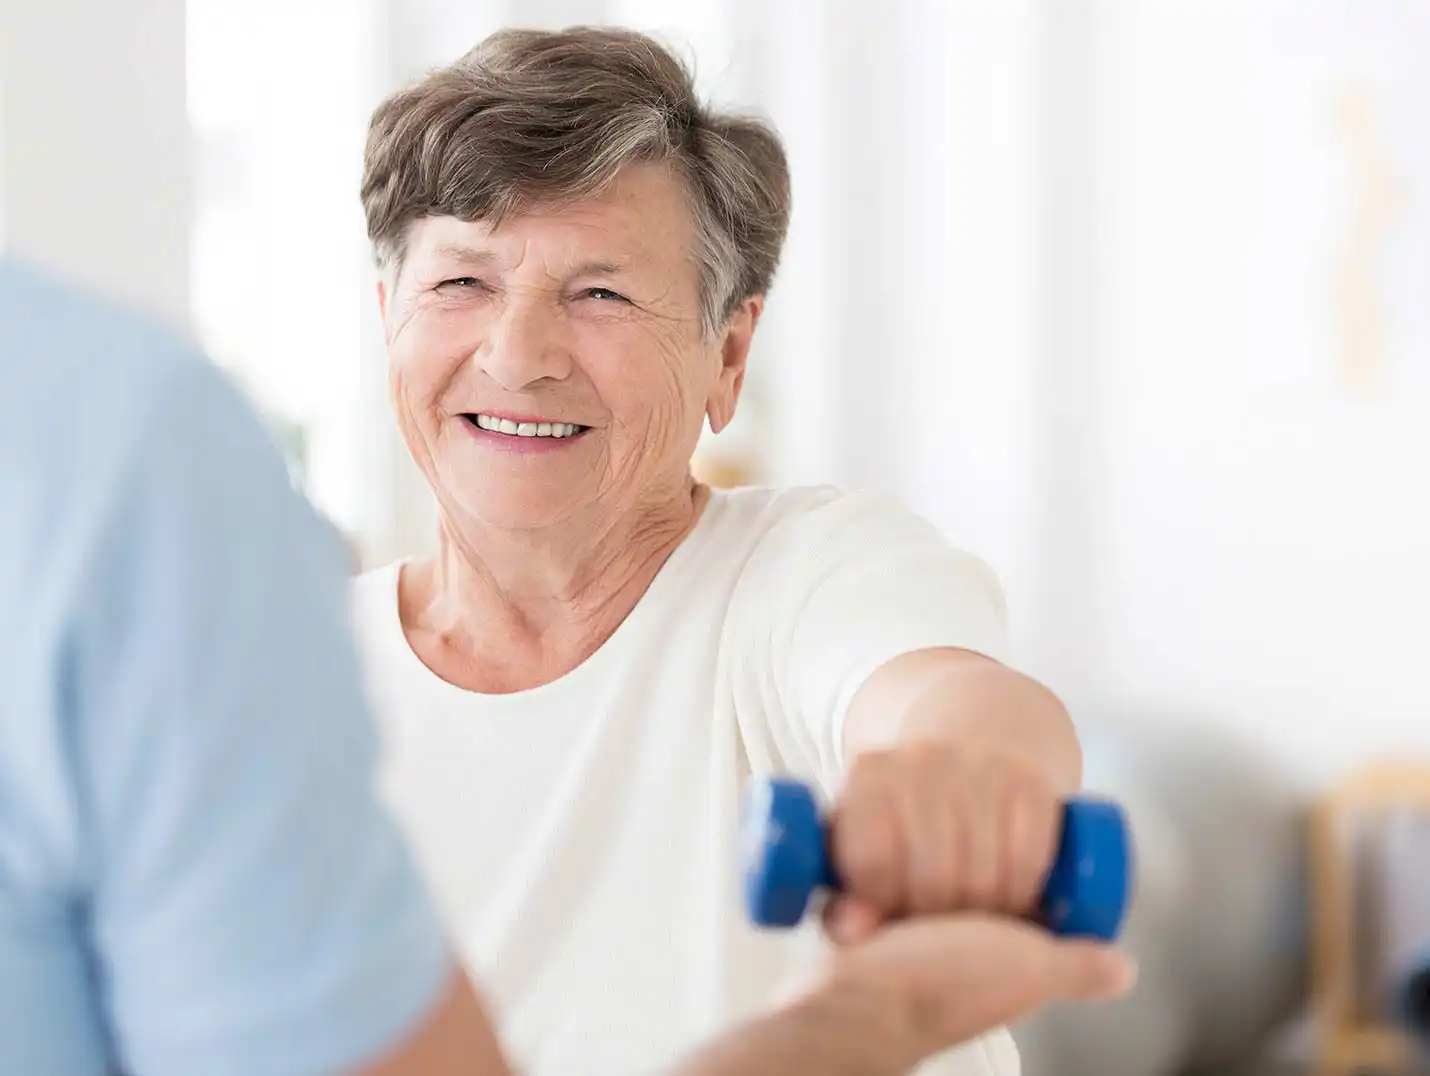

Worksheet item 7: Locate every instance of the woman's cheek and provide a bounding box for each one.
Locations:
[400,320,480,402]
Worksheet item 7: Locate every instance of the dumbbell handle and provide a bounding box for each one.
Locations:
[741,777,1132,941]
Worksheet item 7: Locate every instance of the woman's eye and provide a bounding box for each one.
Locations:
[583,287,626,302]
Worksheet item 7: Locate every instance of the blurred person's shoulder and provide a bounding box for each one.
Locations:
[0,260,200,399]
[0,258,303,625]
[0,259,277,506]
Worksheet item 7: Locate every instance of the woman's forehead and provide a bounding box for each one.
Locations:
[407,166,695,272]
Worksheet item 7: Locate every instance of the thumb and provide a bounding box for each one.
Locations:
[1043,940,1138,1002]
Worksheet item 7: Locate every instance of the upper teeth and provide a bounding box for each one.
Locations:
[473,415,582,438]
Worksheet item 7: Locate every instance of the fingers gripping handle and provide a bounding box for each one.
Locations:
[740,777,1132,941]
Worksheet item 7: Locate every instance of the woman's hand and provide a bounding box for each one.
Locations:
[825,739,1064,943]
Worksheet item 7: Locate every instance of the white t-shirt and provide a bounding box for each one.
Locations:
[352,485,1019,1076]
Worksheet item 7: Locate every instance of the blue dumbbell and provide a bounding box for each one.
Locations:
[741,777,1132,941]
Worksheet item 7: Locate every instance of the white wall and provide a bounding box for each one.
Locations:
[1,0,190,330]
[1081,2,1430,788]
[186,0,387,550]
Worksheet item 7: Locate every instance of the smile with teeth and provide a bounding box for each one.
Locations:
[466,414,588,438]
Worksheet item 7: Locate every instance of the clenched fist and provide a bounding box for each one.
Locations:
[824,740,1064,944]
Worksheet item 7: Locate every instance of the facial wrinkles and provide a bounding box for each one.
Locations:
[389,301,461,469]
[388,200,716,494]
[609,309,710,503]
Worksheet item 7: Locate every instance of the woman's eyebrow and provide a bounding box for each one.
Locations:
[431,242,499,268]
[567,259,630,277]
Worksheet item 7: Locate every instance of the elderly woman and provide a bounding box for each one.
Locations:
[353,26,1096,1076]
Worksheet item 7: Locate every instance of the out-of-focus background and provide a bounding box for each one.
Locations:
[4,1,1430,1073]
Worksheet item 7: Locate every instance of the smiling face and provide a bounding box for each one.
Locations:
[379,164,759,533]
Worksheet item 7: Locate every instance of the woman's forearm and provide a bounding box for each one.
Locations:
[846,648,1083,796]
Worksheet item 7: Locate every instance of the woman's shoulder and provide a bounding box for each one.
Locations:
[713,482,992,593]
[707,482,860,526]
[710,483,937,545]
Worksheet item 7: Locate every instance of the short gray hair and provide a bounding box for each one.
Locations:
[361,26,791,336]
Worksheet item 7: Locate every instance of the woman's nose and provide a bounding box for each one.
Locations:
[476,299,574,391]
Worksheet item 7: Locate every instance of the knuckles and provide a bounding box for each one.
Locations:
[834,742,1061,918]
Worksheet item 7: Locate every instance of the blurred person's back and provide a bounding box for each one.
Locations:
[0,261,469,1075]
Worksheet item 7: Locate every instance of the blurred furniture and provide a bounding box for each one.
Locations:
[1013,703,1308,1076]
[1309,763,1430,1076]
[691,453,759,490]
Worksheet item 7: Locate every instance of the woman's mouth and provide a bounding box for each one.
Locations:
[462,413,590,439]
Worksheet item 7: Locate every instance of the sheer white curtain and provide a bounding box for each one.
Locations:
[3,0,190,328]
[187,0,388,546]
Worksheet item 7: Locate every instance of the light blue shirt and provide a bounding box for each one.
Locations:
[0,262,452,1075]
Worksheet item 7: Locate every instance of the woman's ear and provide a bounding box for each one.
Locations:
[377,274,405,348]
[706,296,763,434]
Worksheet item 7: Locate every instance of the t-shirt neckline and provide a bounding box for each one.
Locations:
[380,489,729,711]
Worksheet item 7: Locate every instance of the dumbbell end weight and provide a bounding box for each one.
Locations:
[741,777,1132,941]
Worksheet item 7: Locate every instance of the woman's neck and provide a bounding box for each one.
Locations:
[399,481,709,693]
